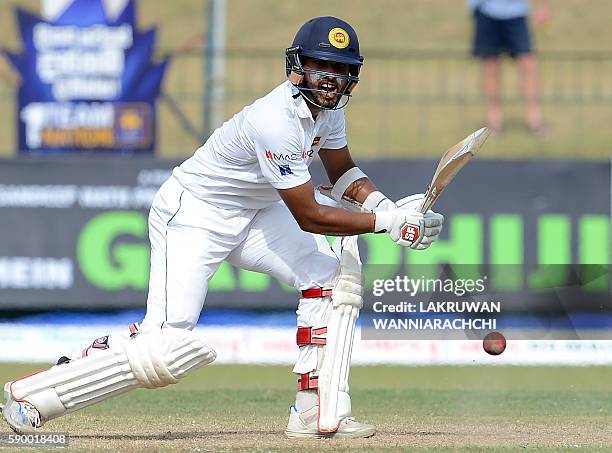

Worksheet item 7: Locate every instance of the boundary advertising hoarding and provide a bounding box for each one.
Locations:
[0,158,609,310]
[4,0,168,154]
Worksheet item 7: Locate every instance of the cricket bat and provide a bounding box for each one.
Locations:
[418,126,489,213]
[318,127,489,212]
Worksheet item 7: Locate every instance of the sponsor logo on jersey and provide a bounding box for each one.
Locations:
[278,164,293,176]
[328,28,350,49]
[265,150,313,161]
[401,223,420,243]
[312,136,321,147]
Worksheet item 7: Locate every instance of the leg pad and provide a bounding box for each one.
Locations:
[8,328,216,422]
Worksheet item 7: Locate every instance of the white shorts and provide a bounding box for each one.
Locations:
[141,176,340,331]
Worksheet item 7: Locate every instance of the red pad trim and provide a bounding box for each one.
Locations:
[298,373,319,390]
[301,288,333,298]
[296,326,327,346]
[9,367,50,404]
[317,387,341,433]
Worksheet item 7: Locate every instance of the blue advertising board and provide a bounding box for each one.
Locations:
[4,0,168,154]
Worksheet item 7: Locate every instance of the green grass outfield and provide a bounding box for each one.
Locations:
[1,364,612,452]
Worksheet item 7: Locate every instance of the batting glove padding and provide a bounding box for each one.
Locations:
[375,194,444,249]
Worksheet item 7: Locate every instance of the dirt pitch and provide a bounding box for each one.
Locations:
[1,364,612,452]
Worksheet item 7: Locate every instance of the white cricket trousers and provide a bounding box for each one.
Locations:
[141,176,339,375]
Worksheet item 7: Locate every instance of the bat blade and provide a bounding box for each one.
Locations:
[419,127,489,213]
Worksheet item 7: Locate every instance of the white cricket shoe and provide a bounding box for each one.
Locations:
[1,382,43,433]
[285,390,376,439]
[285,404,376,438]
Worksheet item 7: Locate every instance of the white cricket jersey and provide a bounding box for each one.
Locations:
[173,80,347,209]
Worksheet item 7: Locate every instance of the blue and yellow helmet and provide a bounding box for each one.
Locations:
[286,17,364,109]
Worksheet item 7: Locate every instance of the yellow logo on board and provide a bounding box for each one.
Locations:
[119,110,143,130]
[328,28,349,49]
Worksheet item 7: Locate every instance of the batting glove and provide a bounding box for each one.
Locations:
[374,194,444,249]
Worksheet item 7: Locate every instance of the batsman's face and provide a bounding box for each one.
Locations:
[302,57,349,108]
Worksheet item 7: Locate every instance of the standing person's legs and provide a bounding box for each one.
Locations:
[482,57,503,133]
[519,53,544,132]
[228,201,374,438]
[473,9,505,134]
[502,15,547,135]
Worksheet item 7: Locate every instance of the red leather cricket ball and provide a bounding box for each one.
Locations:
[483,332,506,355]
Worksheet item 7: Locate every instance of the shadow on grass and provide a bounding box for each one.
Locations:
[72,430,276,440]
[71,429,456,441]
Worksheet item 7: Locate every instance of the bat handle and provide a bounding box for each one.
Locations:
[418,200,429,214]
[419,189,433,214]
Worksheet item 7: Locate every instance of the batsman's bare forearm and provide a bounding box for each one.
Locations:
[292,203,375,235]
[344,177,379,204]
[278,180,376,235]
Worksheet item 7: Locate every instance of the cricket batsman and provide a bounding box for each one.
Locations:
[2,16,443,438]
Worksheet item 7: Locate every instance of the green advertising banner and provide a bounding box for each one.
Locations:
[0,158,609,309]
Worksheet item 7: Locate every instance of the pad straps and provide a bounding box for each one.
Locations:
[298,373,319,390]
[301,288,332,298]
[296,326,327,346]
[296,326,327,390]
